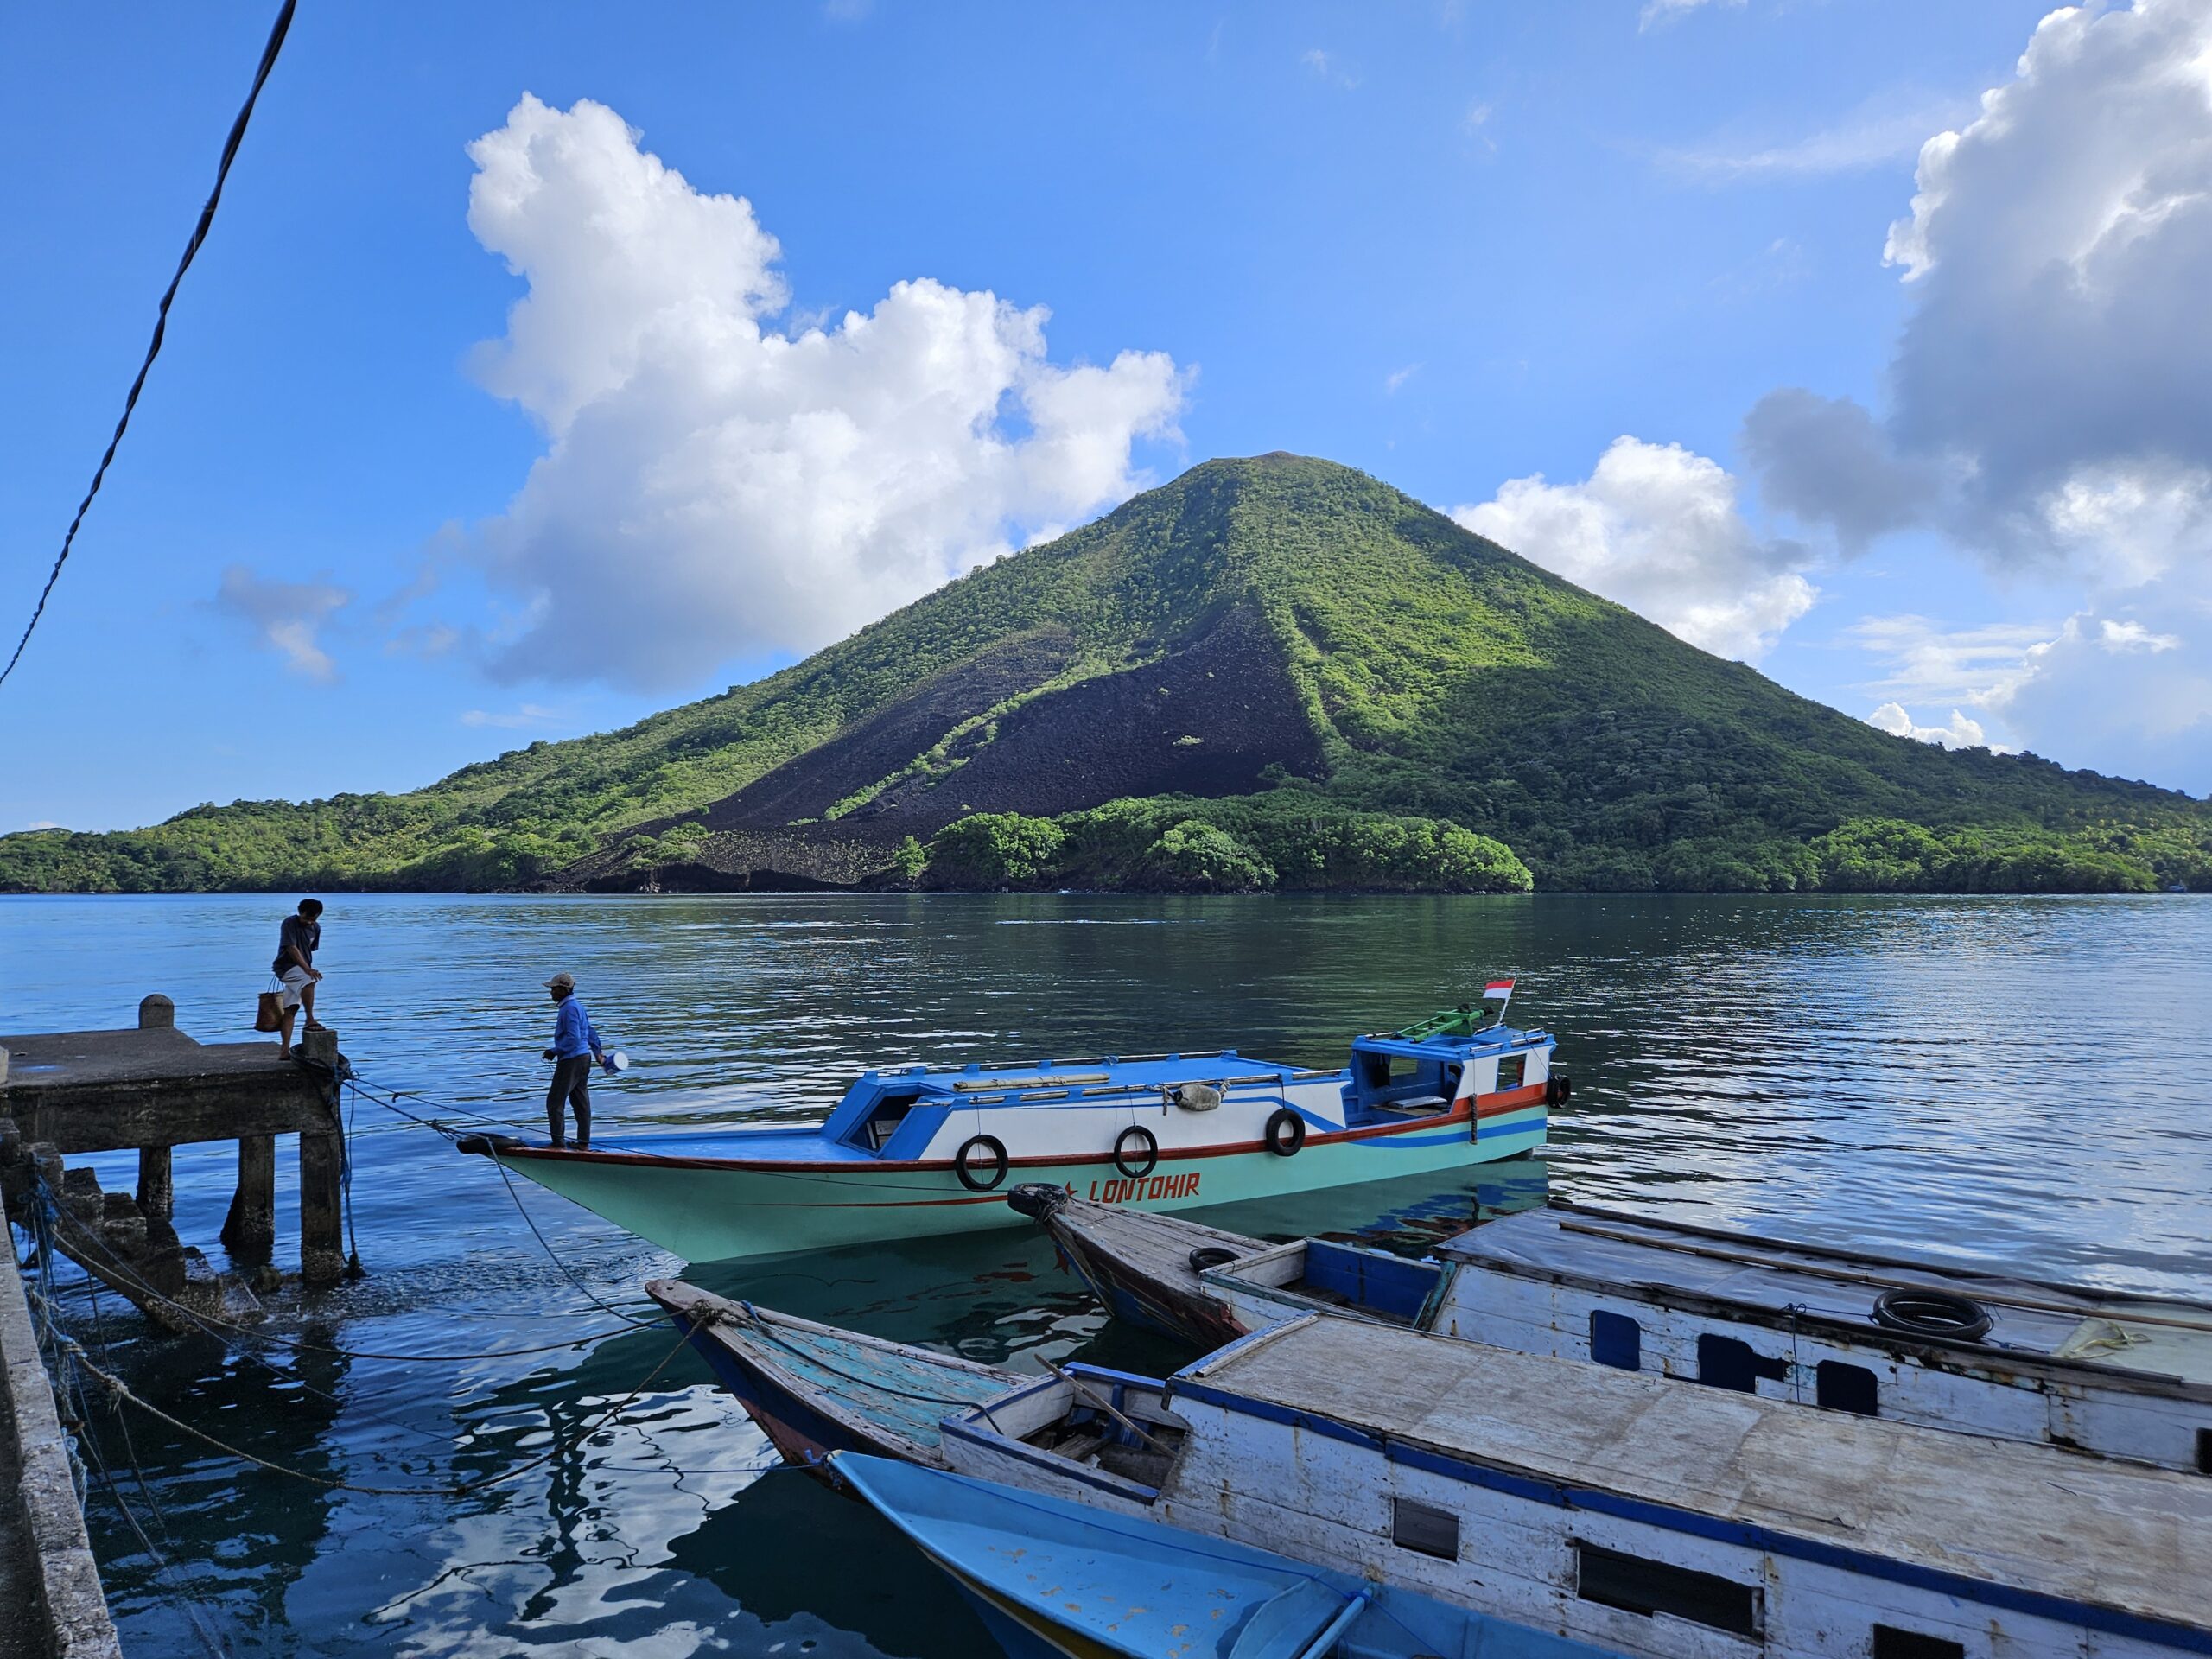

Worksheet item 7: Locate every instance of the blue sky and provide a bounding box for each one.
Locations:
[5,0,2209,833]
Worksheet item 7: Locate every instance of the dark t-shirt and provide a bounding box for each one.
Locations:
[274,915,321,977]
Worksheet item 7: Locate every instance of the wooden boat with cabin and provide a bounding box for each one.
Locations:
[668,1294,2212,1658]
[1019,1189,2212,1474]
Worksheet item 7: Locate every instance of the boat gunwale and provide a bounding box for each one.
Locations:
[1539,1201,2212,1316]
[496,1088,1545,1175]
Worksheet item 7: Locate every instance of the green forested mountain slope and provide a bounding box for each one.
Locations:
[6,454,2208,894]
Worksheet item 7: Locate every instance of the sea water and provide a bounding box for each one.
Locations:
[3,891,2209,1656]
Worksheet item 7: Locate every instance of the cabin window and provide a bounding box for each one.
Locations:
[1576,1542,1761,1638]
[1872,1626,1964,1659]
[1698,1334,1788,1394]
[1816,1361,1879,1417]
[2197,1428,2212,1476]
[1495,1054,1526,1090]
[1390,1497,1460,1560]
[1590,1311,1642,1370]
[853,1090,920,1152]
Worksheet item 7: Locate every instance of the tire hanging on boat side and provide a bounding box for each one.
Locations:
[954,1134,1009,1192]
[1264,1109,1306,1157]
[1112,1125,1159,1179]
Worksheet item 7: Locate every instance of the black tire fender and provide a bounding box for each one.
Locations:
[1546,1075,1574,1106]
[954,1134,1009,1192]
[1188,1245,1240,1274]
[1113,1125,1160,1179]
[1264,1108,1306,1157]
[1871,1286,1993,1343]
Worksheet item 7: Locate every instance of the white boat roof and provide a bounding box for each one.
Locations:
[1176,1313,2212,1637]
[1444,1204,2212,1385]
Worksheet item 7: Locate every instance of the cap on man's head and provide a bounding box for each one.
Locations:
[545,972,575,991]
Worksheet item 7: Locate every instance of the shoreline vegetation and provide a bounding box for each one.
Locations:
[7,455,2207,899]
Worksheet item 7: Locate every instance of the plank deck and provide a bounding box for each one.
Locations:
[1183,1314,2212,1632]
[1053,1196,1262,1295]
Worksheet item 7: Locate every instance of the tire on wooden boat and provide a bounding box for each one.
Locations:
[954,1135,1010,1192]
[1264,1109,1306,1157]
[1113,1126,1160,1179]
[1188,1245,1240,1273]
[1871,1286,1993,1342]
[1546,1074,1574,1105]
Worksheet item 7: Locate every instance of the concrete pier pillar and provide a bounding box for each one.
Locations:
[299,1131,346,1284]
[220,1135,276,1262]
[137,1147,174,1221]
[137,994,175,1030]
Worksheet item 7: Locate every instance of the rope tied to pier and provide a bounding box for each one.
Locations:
[57,1325,699,1499]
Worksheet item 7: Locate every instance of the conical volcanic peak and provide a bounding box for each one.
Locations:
[3,454,2205,894]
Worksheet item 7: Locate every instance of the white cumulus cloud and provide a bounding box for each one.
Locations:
[1453,436,1815,661]
[213,565,350,683]
[1850,609,2212,791]
[461,94,1186,690]
[1866,702,2001,752]
[1734,1,2212,791]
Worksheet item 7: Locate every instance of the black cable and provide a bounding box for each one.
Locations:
[0,0,297,690]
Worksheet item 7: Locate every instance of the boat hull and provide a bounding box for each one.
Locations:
[495,1103,1543,1262]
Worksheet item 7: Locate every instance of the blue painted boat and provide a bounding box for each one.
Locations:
[464,998,1565,1262]
[834,1450,1623,1659]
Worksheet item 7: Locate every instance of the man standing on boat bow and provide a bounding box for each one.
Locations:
[542,971,607,1151]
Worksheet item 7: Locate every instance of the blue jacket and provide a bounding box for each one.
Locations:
[551,995,603,1060]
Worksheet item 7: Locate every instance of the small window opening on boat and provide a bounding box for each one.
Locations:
[1872,1625,1964,1659]
[1590,1310,1641,1370]
[1576,1542,1761,1639]
[1495,1054,1525,1090]
[1816,1361,1879,1417]
[1356,1052,1452,1115]
[1698,1334,1789,1394]
[854,1089,921,1152]
[2197,1428,2212,1476]
[1390,1497,1459,1560]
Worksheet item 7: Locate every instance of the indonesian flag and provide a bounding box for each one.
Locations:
[1481,978,1516,1001]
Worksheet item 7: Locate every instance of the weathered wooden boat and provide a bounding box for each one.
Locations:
[461,998,1564,1261]
[647,1279,1023,1473]
[1020,1190,2212,1474]
[833,1449,1625,1659]
[652,1278,1193,1494]
[674,1297,2212,1657]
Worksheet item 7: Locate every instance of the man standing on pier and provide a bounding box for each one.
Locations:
[542,971,607,1150]
[273,898,325,1058]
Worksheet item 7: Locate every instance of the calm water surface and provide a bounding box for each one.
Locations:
[3,893,2209,1656]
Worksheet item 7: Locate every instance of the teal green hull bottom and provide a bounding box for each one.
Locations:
[497,1111,1547,1262]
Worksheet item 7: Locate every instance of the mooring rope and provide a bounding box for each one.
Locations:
[51,1325,698,1499]
[24,1164,652,1361]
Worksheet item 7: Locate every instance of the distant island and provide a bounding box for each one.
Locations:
[6,454,2208,896]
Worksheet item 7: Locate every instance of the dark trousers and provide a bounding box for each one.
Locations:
[546,1055,593,1147]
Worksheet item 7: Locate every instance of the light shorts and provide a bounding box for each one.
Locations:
[276,966,314,1011]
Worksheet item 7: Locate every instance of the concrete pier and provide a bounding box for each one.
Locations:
[0,1005,351,1287]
